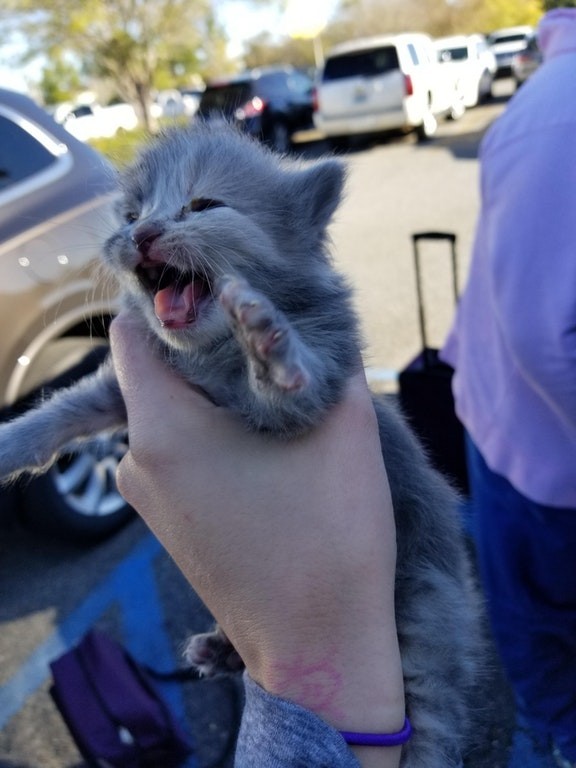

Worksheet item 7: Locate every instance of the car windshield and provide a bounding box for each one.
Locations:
[323,46,400,81]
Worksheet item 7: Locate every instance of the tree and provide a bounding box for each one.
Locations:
[1,0,231,130]
[38,54,82,105]
[243,32,319,69]
[466,0,542,31]
[319,0,543,41]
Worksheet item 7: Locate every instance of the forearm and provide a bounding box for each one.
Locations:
[111,317,405,765]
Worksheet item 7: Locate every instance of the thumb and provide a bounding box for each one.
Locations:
[109,312,216,433]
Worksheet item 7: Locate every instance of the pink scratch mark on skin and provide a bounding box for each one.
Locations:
[268,658,346,721]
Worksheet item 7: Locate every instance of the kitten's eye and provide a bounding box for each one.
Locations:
[182,198,225,216]
[125,211,139,223]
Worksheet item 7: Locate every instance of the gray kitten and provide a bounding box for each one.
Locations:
[0,122,483,767]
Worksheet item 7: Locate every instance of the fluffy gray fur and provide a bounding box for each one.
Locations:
[0,122,483,766]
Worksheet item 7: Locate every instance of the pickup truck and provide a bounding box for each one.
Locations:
[55,102,139,142]
[313,33,464,145]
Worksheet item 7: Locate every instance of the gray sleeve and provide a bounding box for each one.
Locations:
[235,673,362,767]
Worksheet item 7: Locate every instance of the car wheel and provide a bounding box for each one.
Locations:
[478,70,494,102]
[267,121,291,154]
[448,97,465,121]
[416,110,438,142]
[19,431,134,544]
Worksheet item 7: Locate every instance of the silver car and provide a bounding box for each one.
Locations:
[0,88,133,543]
[487,25,533,78]
[511,34,542,88]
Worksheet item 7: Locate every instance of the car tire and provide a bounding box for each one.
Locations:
[19,431,134,545]
[267,121,291,154]
[478,70,494,102]
[448,98,465,121]
[416,110,438,142]
[7,344,135,545]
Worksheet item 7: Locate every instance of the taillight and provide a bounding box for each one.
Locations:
[235,96,265,120]
[404,74,414,97]
[312,86,319,112]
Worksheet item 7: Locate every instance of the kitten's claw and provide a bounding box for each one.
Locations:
[218,276,310,393]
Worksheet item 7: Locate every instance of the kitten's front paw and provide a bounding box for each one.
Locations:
[184,626,244,678]
[218,276,310,392]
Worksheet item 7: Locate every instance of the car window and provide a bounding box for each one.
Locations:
[322,46,400,81]
[198,82,253,116]
[440,46,468,62]
[258,73,288,97]
[286,71,312,95]
[407,44,420,66]
[71,105,93,118]
[488,33,529,45]
[0,114,57,191]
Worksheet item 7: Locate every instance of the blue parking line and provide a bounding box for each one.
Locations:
[0,532,198,767]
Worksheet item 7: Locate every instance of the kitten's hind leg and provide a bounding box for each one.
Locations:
[218,275,311,393]
[0,359,126,482]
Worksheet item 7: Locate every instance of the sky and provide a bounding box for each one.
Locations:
[0,34,36,94]
[0,0,339,95]
[218,0,339,55]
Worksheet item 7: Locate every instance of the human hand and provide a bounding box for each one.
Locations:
[111,313,404,766]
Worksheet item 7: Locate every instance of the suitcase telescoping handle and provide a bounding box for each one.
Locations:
[411,231,459,368]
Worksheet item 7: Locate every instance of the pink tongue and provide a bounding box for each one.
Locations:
[154,282,203,326]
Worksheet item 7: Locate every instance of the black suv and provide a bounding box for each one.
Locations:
[197,66,315,153]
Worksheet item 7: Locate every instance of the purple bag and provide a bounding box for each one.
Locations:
[49,629,194,768]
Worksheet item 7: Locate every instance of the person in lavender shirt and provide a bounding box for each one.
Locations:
[441,5,576,765]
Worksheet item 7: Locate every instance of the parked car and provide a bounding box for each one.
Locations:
[312,33,465,147]
[487,26,533,78]
[196,66,315,153]
[180,87,205,117]
[0,88,133,543]
[54,101,139,142]
[435,34,496,107]
[511,33,542,87]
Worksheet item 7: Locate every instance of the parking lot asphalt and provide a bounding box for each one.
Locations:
[0,509,555,768]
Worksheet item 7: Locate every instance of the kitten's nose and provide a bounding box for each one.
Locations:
[132,222,164,256]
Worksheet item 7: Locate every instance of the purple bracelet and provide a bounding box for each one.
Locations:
[339,716,412,747]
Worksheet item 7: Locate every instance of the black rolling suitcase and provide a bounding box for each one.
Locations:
[398,231,469,495]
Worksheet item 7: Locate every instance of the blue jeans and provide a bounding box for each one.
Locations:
[465,435,576,761]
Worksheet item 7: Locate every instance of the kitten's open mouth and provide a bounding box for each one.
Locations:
[135,261,212,329]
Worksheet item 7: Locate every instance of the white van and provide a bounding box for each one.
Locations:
[313,33,464,145]
[435,34,497,107]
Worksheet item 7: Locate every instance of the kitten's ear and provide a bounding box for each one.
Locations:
[287,159,346,232]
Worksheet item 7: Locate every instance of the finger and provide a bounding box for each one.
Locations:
[110,312,216,412]
[110,313,175,402]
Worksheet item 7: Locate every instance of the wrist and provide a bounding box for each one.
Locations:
[252,639,405,768]
[250,626,406,735]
